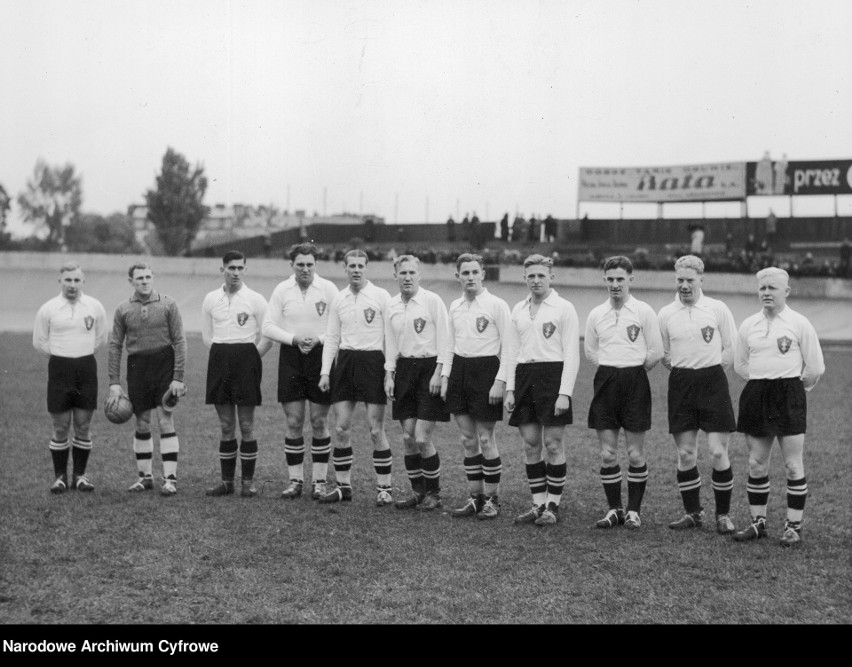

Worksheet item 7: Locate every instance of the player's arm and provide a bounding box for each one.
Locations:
[93,301,109,351]
[503,307,520,413]
[733,320,750,381]
[799,319,826,391]
[556,303,580,416]
[383,304,399,400]
[489,299,511,405]
[201,293,214,349]
[657,310,672,370]
[167,301,187,395]
[440,302,457,380]
[32,303,51,355]
[319,296,342,392]
[317,283,339,346]
[107,307,127,404]
[642,304,665,370]
[718,303,738,369]
[262,285,296,345]
[583,310,600,366]
[430,294,449,395]
[252,295,273,357]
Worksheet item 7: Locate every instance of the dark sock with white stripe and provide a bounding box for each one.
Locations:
[463,453,484,495]
[284,437,305,482]
[545,462,567,507]
[526,461,547,506]
[311,436,331,483]
[332,446,354,488]
[786,476,807,525]
[677,466,702,514]
[404,454,424,494]
[421,453,441,494]
[627,464,648,513]
[482,456,502,496]
[71,437,92,477]
[600,464,623,509]
[239,439,258,481]
[373,448,392,489]
[746,475,770,521]
[711,467,734,516]
[218,439,238,482]
[133,432,153,479]
[50,439,70,478]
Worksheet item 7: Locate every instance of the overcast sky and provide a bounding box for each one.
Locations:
[1,0,851,234]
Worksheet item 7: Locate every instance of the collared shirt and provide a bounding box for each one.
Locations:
[505,289,580,396]
[441,288,511,382]
[321,281,391,376]
[384,287,449,371]
[657,292,737,369]
[262,274,339,346]
[108,290,187,384]
[734,306,825,391]
[201,284,269,347]
[33,293,108,358]
[584,296,664,369]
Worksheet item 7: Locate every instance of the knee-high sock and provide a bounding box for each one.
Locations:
[786,477,807,525]
[746,475,770,521]
[404,454,424,494]
[545,462,567,507]
[71,437,92,477]
[482,456,502,496]
[160,432,179,481]
[373,448,392,490]
[677,466,702,514]
[600,464,623,509]
[218,439,238,482]
[311,436,332,483]
[332,446,353,488]
[239,439,258,481]
[49,438,70,478]
[526,461,547,506]
[421,453,441,493]
[463,453,484,496]
[711,467,734,516]
[133,432,153,478]
[284,437,305,482]
[627,464,648,513]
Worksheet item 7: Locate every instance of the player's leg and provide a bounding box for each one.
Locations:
[733,435,774,542]
[476,420,502,519]
[595,429,624,527]
[128,410,155,492]
[206,404,238,496]
[514,423,547,524]
[236,405,259,497]
[450,413,485,517]
[415,419,442,510]
[280,400,307,498]
[308,400,332,499]
[707,431,735,534]
[778,434,807,547]
[395,418,425,508]
[367,402,394,506]
[624,430,648,529]
[157,406,179,496]
[320,401,356,503]
[69,408,95,491]
[48,410,73,493]
[536,425,567,525]
[669,430,704,529]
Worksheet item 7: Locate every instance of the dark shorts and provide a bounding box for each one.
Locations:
[47,355,98,413]
[206,343,262,406]
[127,346,175,414]
[445,354,502,422]
[277,344,330,405]
[330,349,386,405]
[667,365,736,434]
[737,378,807,437]
[508,361,573,427]
[588,365,651,432]
[392,356,450,422]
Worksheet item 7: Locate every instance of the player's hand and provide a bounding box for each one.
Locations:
[293,334,316,354]
[554,394,571,416]
[440,376,448,401]
[489,379,505,406]
[384,372,395,401]
[318,375,330,393]
[169,380,187,398]
[106,383,123,409]
[429,370,442,397]
[504,390,515,413]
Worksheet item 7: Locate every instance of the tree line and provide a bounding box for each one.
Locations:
[0,147,207,256]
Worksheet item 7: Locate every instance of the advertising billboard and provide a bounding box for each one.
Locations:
[578,163,746,202]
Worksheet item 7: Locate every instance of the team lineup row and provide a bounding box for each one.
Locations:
[33,244,825,547]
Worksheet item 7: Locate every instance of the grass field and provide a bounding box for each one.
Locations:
[1,332,850,626]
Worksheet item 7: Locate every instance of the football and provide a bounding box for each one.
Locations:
[104,394,134,424]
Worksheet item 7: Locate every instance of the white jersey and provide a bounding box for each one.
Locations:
[505,289,580,396]
[441,288,511,381]
[33,293,108,358]
[584,296,663,369]
[201,284,268,347]
[384,287,449,371]
[262,274,339,346]
[734,306,825,391]
[321,281,391,376]
[657,292,737,369]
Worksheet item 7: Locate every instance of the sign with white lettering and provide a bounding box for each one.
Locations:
[578,163,746,202]
[746,158,852,196]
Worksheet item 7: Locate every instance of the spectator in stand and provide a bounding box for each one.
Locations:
[745,233,757,267]
[840,238,851,278]
[461,215,471,242]
[470,213,482,250]
[512,215,525,242]
[500,214,510,243]
[545,215,557,243]
[528,215,540,243]
[446,216,456,243]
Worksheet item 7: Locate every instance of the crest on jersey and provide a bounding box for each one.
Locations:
[626,324,640,342]
[701,326,715,343]
[542,322,556,339]
[237,312,249,326]
[476,316,489,333]
[413,317,426,334]
[777,336,792,354]
[315,300,327,316]
[84,316,94,331]
[364,307,376,324]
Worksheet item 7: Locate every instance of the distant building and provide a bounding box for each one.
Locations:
[128,204,384,252]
